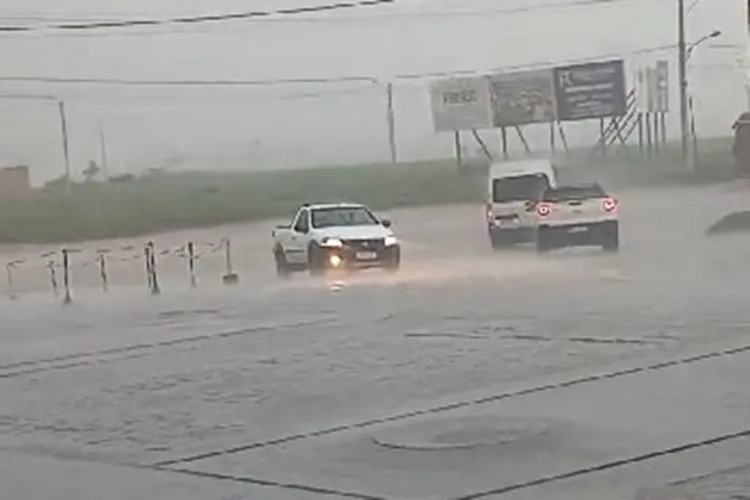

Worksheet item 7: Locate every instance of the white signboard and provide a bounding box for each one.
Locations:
[634,60,668,113]
[429,76,493,132]
[653,60,669,112]
[634,66,649,112]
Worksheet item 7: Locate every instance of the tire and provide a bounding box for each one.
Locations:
[601,223,620,252]
[274,247,292,279]
[307,242,326,277]
[535,228,551,254]
[489,230,513,250]
[384,257,400,273]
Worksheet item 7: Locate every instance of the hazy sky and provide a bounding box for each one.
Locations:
[0,0,746,182]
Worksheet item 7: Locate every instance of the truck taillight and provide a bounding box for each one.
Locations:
[485,202,492,220]
[536,203,551,217]
[602,197,618,212]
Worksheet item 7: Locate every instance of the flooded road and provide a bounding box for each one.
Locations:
[2,183,750,499]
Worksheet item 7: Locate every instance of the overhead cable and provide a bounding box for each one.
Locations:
[0,0,395,32]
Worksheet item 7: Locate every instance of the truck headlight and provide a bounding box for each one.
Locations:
[384,235,398,246]
[321,237,343,247]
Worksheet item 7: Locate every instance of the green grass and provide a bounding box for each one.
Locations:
[0,136,736,244]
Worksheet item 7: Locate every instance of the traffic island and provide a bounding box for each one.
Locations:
[706,210,750,235]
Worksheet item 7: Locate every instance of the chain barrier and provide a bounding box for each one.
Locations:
[3,237,236,302]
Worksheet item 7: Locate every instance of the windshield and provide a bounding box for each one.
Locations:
[311,206,379,228]
[542,185,605,202]
[492,174,550,202]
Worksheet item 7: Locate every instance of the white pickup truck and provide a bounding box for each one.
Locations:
[532,183,619,253]
[271,202,400,277]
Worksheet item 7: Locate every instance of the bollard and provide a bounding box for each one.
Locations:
[5,262,17,300]
[187,241,197,288]
[61,248,72,305]
[146,241,161,295]
[41,251,58,296]
[221,237,239,285]
[97,249,109,292]
[144,244,153,291]
[48,261,58,295]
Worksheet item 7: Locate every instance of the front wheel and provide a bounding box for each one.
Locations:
[274,248,292,279]
[307,242,326,277]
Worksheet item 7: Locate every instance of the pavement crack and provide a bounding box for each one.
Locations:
[404,332,657,345]
[150,342,750,468]
[450,429,750,499]
[0,318,337,380]
[156,467,387,500]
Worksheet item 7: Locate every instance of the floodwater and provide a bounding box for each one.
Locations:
[2,183,750,498]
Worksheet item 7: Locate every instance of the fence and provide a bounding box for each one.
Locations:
[4,237,240,303]
[2,57,745,184]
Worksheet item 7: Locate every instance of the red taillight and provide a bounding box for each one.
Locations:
[602,197,618,212]
[536,203,551,217]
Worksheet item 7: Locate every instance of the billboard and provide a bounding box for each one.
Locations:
[489,69,556,126]
[553,59,627,121]
[429,76,493,132]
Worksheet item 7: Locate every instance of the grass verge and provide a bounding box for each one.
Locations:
[0,136,737,244]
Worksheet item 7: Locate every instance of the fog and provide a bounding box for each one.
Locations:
[0,0,746,183]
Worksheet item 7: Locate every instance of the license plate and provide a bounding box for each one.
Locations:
[568,226,588,233]
[356,251,377,260]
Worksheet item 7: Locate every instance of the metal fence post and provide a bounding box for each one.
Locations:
[61,248,72,305]
[187,241,197,287]
[147,241,161,295]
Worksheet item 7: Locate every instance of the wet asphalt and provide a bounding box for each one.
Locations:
[2,183,750,499]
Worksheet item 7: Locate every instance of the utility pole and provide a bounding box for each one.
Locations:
[677,0,688,162]
[386,82,397,164]
[58,100,72,194]
[98,120,109,180]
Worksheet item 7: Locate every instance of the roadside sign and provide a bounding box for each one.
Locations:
[553,59,627,121]
[429,76,493,132]
[488,69,556,126]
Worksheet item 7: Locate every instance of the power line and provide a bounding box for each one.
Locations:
[0,0,395,32]
[0,0,667,35]
[0,75,379,86]
[0,42,680,88]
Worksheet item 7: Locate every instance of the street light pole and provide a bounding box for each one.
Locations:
[58,100,72,194]
[677,0,688,162]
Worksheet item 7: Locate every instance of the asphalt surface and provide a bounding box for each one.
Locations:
[3,183,750,499]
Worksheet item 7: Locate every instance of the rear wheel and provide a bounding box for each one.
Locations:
[601,223,619,252]
[489,230,514,250]
[535,228,551,254]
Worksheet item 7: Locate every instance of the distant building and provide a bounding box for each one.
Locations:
[0,166,32,199]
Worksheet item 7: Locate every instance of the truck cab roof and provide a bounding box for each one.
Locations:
[489,158,557,179]
[300,202,363,211]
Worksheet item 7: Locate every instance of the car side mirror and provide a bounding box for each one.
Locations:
[381,219,392,228]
